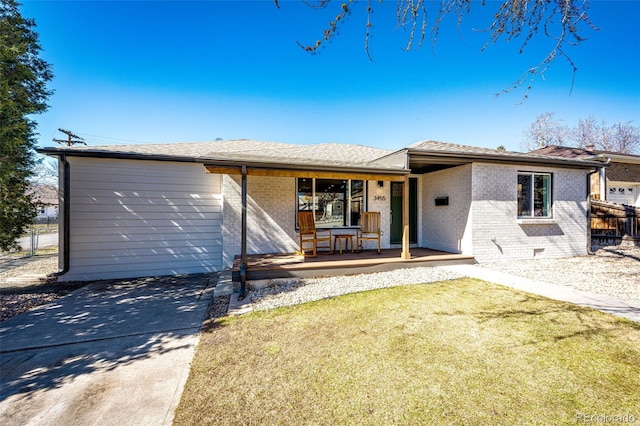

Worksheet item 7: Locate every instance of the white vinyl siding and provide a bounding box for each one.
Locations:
[61,157,222,281]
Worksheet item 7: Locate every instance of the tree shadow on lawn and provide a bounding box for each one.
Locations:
[434,289,640,349]
[0,273,216,402]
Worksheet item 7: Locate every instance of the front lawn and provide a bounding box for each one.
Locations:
[175,278,640,425]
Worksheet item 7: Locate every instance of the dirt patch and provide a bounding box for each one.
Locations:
[1,283,86,322]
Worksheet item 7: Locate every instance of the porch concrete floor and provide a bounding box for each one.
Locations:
[232,248,475,281]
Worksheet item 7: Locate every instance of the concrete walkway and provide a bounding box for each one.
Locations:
[0,273,217,426]
[442,264,640,323]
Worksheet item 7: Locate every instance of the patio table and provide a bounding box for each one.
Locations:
[333,234,354,255]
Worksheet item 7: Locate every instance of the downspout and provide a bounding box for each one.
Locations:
[51,154,70,277]
[599,167,606,201]
[586,167,599,255]
[238,165,248,299]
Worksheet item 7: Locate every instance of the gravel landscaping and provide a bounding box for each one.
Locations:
[479,246,640,302]
[244,245,640,313]
[0,283,86,322]
[1,255,76,322]
[247,267,464,312]
[3,246,639,322]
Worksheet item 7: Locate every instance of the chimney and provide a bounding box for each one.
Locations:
[585,144,595,152]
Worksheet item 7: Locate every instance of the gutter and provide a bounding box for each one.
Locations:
[407,149,608,169]
[36,147,199,164]
[51,154,70,278]
[586,166,604,255]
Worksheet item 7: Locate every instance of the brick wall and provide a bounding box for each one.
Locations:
[222,177,396,262]
[222,175,299,267]
[420,163,589,262]
[471,163,588,262]
[421,164,473,254]
[219,164,588,266]
[366,180,391,249]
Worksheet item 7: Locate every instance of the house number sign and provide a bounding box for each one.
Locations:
[373,195,387,201]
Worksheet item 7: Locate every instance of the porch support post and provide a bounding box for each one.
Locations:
[401,175,411,259]
[239,165,248,299]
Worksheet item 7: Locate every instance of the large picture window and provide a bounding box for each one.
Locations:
[297,178,365,227]
[518,172,552,218]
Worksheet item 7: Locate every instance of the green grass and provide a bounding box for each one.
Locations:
[175,279,640,425]
[3,246,58,258]
[28,223,58,232]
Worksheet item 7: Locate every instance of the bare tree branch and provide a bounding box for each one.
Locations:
[294,0,597,98]
[523,114,639,154]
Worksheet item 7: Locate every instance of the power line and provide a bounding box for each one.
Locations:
[75,133,158,144]
[53,128,86,146]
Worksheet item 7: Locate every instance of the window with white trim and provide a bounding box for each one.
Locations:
[517,172,552,218]
[297,178,365,227]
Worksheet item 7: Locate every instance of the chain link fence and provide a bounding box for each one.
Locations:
[1,226,59,259]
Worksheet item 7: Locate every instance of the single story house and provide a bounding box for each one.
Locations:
[531,145,640,207]
[38,140,606,283]
[30,184,59,223]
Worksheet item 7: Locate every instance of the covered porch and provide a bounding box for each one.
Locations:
[231,248,475,282]
[205,160,414,297]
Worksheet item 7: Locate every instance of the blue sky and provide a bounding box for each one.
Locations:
[22,0,640,152]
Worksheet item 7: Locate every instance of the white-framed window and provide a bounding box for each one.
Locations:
[297,178,365,227]
[518,172,552,218]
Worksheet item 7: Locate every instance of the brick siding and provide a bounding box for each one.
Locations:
[421,165,472,254]
[471,163,588,262]
[420,163,588,262]
[222,175,299,267]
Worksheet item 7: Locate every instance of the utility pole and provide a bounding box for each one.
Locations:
[53,128,86,146]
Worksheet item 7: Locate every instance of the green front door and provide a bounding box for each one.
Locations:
[390,179,417,244]
[390,182,403,243]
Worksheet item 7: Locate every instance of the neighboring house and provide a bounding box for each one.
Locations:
[530,145,640,207]
[30,184,59,223]
[38,140,604,282]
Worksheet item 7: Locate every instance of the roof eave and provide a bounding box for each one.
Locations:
[407,149,608,169]
[36,147,409,175]
[201,158,409,175]
[596,153,640,165]
[36,147,199,163]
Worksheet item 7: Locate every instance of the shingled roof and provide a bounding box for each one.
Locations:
[529,146,640,183]
[38,139,405,173]
[407,140,607,169]
[530,145,640,162]
[200,141,393,167]
[38,139,608,173]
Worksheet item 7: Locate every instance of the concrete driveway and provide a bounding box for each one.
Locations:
[0,274,217,426]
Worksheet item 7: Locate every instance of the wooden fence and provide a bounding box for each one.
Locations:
[591,201,640,247]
